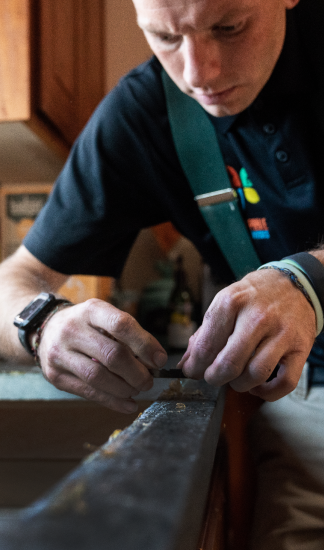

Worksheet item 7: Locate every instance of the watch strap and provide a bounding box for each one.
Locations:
[18,327,34,356]
[17,298,71,355]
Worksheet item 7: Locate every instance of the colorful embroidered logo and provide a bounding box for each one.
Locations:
[227,166,260,208]
[247,218,270,240]
[226,165,270,240]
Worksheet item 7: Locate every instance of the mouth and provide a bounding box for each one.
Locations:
[194,86,237,105]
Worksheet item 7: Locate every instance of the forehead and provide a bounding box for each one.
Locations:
[132,0,258,15]
[133,0,237,9]
[133,0,258,29]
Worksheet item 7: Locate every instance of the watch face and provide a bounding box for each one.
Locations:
[19,297,47,322]
[14,293,55,328]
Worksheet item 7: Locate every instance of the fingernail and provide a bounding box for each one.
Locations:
[153,351,167,369]
[141,379,153,392]
[177,351,189,369]
[124,400,138,413]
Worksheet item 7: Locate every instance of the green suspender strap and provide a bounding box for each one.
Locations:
[162,70,260,280]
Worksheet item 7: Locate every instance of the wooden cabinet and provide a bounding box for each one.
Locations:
[37,0,105,145]
[0,0,30,121]
[0,0,156,304]
[0,0,151,148]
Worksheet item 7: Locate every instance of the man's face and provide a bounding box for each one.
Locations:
[134,0,299,117]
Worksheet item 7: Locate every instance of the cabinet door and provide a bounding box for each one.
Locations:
[0,0,30,121]
[39,0,104,145]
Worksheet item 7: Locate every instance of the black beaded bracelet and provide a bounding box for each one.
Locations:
[258,259,324,335]
[31,302,72,366]
[259,265,313,308]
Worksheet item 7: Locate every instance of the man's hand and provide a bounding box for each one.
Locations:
[178,269,316,401]
[0,246,167,413]
[37,299,168,413]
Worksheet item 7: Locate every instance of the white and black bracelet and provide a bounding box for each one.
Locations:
[283,252,324,313]
[258,259,324,336]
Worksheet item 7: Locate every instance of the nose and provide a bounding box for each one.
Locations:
[182,36,221,89]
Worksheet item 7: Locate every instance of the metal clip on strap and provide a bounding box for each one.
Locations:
[195,189,238,207]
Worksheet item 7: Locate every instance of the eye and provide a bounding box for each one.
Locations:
[212,22,244,36]
[220,25,236,32]
[155,33,181,44]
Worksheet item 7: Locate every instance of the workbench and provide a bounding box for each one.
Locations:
[0,358,226,550]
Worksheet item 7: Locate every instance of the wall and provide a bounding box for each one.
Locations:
[104,0,152,92]
[0,122,64,183]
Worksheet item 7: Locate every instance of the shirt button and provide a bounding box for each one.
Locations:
[263,123,276,134]
[276,150,289,163]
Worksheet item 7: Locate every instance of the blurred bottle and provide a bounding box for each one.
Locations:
[137,260,175,348]
[167,256,197,352]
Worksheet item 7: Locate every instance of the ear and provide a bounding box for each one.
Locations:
[284,0,300,9]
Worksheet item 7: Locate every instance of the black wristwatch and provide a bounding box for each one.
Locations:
[14,292,68,355]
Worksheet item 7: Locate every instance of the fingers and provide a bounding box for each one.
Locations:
[45,369,139,414]
[225,337,284,392]
[60,351,144,397]
[179,269,316,401]
[85,299,168,369]
[61,323,154,392]
[205,330,308,399]
[42,350,149,413]
[202,313,283,389]
[177,329,201,375]
[180,290,237,379]
[248,351,306,402]
[206,334,287,393]
[37,299,161,411]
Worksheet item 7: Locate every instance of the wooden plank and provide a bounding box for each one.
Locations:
[0,381,225,550]
[0,0,30,121]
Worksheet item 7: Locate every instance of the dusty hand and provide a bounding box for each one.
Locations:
[37,299,167,413]
[178,269,317,401]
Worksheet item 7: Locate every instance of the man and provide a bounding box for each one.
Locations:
[0,0,324,546]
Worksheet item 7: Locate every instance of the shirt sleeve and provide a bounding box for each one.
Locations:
[23,59,180,277]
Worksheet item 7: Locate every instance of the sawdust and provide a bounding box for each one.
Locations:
[48,480,88,515]
[108,429,123,442]
[159,379,204,400]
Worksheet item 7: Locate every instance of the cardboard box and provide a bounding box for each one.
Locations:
[0,183,112,303]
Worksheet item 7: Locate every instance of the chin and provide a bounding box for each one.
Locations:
[200,99,249,118]
[202,104,236,117]
[196,89,258,118]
